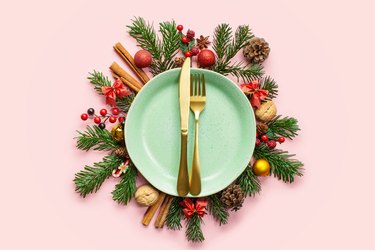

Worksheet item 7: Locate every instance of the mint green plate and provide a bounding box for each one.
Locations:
[125,68,256,197]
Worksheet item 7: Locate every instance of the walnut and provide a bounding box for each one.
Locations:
[135,184,159,207]
[255,100,277,122]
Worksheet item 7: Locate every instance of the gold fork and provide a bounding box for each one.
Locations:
[189,74,206,195]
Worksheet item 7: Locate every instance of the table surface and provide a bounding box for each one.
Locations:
[1,0,374,249]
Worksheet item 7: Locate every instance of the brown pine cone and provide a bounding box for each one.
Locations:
[256,122,269,135]
[220,184,245,211]
[243,37,270,63]
[112,147,127,159]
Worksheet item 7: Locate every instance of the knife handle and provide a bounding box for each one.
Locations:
[177,130,189,196]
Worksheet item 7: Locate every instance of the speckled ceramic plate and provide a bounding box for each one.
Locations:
[125,68,256,197]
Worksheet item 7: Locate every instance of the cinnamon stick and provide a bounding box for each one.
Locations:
[142,192,166,226]
[155,195,173,228]
[110,62,143,90]
[114,42,150,84]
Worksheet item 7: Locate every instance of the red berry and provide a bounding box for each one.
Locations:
[177,25,183,31]
[186,29,195,39]
[181,36,190,43]
[118,117,125,123]
[93,117,101,124]
[100,109,107,116]
[256,138,260,146]
[111,108,119,115]
[261,134,268,142]
[81,113,88,121]
[184,51,192,57]
[278,136,286,143]
[267,140,277,149]
[256,132,258,138]
[109,116,117,123]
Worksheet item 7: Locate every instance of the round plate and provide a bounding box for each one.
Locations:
[125,68,256,197]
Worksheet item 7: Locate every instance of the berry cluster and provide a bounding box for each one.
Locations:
[80,107,125,129]
[177,24,199,58]
[255,133,285,149]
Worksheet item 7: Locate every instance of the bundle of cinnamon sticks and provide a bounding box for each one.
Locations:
[142,193,174,228]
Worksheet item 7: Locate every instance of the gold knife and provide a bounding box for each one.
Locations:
[177,57,191,196]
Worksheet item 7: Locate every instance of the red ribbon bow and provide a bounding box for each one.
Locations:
[101,79,132,107]
[240,80,268,108]
[179,198,208,218]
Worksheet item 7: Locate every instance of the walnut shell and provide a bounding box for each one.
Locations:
[255,101,277,122]
[135,184,159,207]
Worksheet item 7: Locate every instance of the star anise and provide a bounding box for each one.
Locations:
[196,35,211,49]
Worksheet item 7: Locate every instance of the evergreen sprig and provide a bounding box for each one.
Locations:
[237,165,261,196]
[254,144,303,183]
[207,194,229,225]
[87,70,112,95]
[111,163,137,205]
[127,17,179,75]
[260,76,278,99]
[212,24,263,81]
[267,115,300,140]
[186,213,204,243]
[74,155,122,198]
[116,94,135,112]
[76,125,120,151]
[166,197,183,230]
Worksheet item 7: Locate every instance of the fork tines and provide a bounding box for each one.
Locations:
[190,74,206,97]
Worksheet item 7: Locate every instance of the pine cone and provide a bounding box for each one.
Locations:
[220,184,245,211]
[243,37,270,63]
[112,147,127,159]
[256,122,269,135]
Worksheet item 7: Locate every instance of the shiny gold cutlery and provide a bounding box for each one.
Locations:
[176,57,191,196]
[189,74,206,195]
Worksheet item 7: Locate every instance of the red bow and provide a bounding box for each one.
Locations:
[179,198,208,218]
[101,79,132,106]
[240,80,268,108]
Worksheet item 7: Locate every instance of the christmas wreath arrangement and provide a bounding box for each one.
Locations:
[74,17,303,242]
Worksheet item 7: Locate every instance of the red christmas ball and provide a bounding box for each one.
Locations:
[278,136,286,143]
[94,117,101,124]
[181,36,190,43]
[184,51,192,57]
[267,140,277,149]
[260,134,268,142]
[177,25,183,31]
[109,116,117,123]
[111,107,119,115]
[197,49,216,67]
[134,50,152,68]
[100,109,107,116]
[81,113,88,121]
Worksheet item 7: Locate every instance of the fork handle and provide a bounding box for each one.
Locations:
[177,131,189,196]
[190,118,201,195]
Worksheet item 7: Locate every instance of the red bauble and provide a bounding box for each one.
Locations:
[177,25,183,31]
[184,51,192,57]
[81,113,88,121]
[278,136,286,143]
[109,116,117,123]
[111,107,119,115]
[197,49,216,67]
[93,117,101,124]
[134,50,152,68]
[260,134,268,142]
[100,109,107,116]
[181,36,190,43]
[267,140,277,149]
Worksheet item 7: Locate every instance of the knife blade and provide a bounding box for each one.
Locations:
[176,57,190,196]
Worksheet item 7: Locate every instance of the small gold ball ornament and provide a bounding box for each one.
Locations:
[252,159,271,176]
[111,123,125,143]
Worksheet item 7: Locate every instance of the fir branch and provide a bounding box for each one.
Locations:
[166,197,183,230]
[76,125,120,151]
[111,163,137,205]
[159,20,180,61]
[207,194,229,225]
[253,144,303,183]
[260,76,278,99]
[212,24,233,61]
[266,115,300,140]
[216,62,263,82]
[116,94,135,112]
[74,155,122,198]
[227,25,253,60]
[237,165,261,197]
[186,213,205,243]
[87,70,112,95]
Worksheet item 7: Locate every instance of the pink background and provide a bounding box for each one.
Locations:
[1,0,373,249]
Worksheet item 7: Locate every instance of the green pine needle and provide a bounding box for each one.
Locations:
[74,155,122,198]
[186,213,205,243]
[166,197,183,230]
[116,94,135,112]
[87,70,112,95]
[237,165,261,197]
[260,76,278,99]
[76,125,121,151]
[266,115,300,140]
[111,163,137,205]
[254,144,303,183]
[207,194,229,225]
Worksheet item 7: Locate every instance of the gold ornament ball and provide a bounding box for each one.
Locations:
[111,123,125,143]
[252,159,271,176]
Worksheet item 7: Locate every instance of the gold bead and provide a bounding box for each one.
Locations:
[252,159,271,176]
[111,123,125,143]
